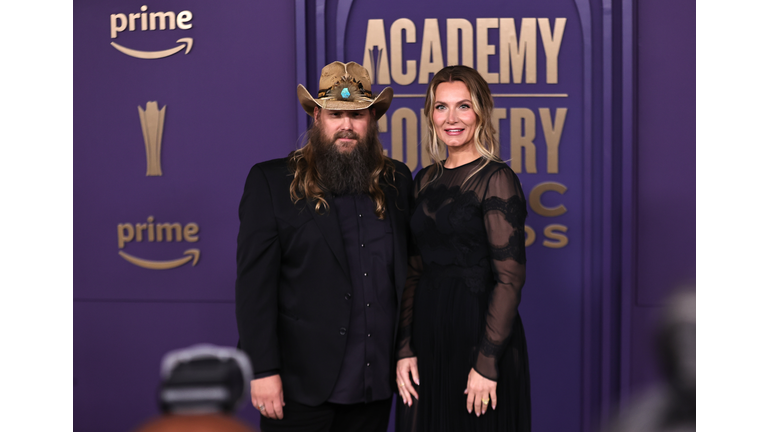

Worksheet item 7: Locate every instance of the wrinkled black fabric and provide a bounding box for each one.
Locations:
[396,159,531,432]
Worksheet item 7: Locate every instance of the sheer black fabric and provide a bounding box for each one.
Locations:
[396,158,531,432]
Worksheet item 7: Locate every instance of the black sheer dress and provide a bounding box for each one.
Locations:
[396,158,531,432]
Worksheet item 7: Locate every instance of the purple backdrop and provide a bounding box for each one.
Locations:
[74,0,695,431]
[74,1,297,430]
[630,0,696,388]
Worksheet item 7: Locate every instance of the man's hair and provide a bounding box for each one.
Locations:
[422,65,503,189]
[287,108,396,219]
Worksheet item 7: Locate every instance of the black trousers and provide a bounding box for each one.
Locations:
[259,397,393,432]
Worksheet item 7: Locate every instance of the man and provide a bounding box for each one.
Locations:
[235,61,413,432]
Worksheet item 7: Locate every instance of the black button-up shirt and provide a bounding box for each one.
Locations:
[327,194,397,404]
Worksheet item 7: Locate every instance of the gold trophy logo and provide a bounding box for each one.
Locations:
[138,101,166,176]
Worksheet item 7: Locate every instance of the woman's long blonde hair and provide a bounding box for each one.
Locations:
[421,65,502,189]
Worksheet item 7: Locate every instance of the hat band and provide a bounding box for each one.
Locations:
[317,86,373,100]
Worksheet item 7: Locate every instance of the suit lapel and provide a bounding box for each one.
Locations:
[307,196,351,283]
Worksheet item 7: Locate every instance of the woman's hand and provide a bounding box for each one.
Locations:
[464,368,496,416]
[396,357,420,406]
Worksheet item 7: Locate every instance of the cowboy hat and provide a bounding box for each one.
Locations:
[297,61,393,120]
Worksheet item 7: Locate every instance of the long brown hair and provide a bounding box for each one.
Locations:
[422,65,502,189]
[287,108,395,219]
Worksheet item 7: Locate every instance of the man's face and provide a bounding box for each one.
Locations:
[313,107,375,153]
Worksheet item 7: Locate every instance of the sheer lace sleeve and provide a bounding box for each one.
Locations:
[396,254,422,360]
[473,166,528,380]
[396,169,430,360]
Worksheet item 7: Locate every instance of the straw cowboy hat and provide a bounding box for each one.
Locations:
[297,61,393,120]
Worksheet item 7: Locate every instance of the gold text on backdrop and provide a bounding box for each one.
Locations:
[363,18,566,85]
[110,6,194,59]
[117,216,201,270]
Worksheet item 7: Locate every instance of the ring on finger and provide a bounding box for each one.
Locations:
[481,398,489,405]
[399,382,406,387]
[258,404,266,411]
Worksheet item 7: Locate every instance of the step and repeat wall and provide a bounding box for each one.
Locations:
[74,1,670,431]
[74,1,299,430]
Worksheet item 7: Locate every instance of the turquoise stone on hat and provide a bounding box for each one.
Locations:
[341,87,350,99]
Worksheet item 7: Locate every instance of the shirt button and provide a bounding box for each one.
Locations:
[361,243,365,248]
[367,333,371,338]
[345,293,352,300]
[364,272,368,277]
[340,328,346,335]
[366,362,371,367]
[358,214,362,218]
[366,303,371,307]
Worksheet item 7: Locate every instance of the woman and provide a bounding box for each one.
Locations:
[395,65,531,432]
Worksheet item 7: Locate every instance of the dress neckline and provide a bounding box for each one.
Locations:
[442,157,483,171]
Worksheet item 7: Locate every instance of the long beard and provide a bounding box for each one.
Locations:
[311,119,382,195]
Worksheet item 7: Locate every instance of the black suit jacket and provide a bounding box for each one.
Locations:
[235,157,413,406]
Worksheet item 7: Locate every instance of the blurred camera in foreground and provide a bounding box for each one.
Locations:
[605,286,696,432]
[135,344,259,432]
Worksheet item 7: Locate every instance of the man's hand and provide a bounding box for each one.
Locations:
[396,357,419,406]
[250,375,285,420]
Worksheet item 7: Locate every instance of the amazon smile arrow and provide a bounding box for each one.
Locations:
[111,38,194,59]
[119,249,200,270]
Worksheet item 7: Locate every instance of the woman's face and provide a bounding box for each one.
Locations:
[432,81,478,152]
